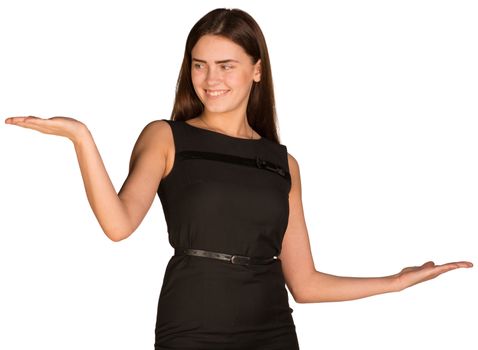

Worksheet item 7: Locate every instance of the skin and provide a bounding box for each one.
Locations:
[187,34,262,138]
[4,35,473,303]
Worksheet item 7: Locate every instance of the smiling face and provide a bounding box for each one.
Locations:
[191,34,261,116]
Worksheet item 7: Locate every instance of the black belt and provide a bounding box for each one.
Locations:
[174,248,278,266]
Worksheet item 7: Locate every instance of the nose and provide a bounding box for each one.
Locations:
[206,66,222,85]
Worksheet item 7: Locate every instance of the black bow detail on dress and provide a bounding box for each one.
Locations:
[177,150,290,182]
[255,156,286,177]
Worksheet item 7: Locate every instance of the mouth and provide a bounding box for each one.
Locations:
[205,89,230,97]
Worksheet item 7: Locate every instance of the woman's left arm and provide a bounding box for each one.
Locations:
[293,260,472,303]
[278,153,473,304]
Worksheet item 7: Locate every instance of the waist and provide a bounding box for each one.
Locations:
[174,248,279,266]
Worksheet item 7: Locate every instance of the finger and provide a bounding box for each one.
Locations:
[7,118,37,128]
[5,116,28,124]
[430,263,470,277]
[5,116,42,124]
[451,261,473,268]
[22,116,43,124]
[437,261,473,269]
[6,117,51,133]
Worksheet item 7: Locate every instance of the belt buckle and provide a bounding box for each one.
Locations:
[230,255,250,265]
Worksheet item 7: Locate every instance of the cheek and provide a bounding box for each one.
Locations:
[226,72,252,89]
[191,72,205,94]
[191,71,201,86]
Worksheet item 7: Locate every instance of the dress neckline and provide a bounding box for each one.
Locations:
[181,120,264,142]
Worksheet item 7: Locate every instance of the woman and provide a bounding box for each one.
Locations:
[4,8,472,350]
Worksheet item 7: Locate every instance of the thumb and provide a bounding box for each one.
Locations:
[422,261,436,268]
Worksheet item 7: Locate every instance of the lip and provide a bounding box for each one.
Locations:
[205,89,230,98]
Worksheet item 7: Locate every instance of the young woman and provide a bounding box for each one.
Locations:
[5,8,472,350]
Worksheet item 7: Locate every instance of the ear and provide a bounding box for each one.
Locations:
[253,59,262,82]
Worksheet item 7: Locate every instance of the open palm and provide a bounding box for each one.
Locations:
[5,116,87,142]
[395,260,473,291]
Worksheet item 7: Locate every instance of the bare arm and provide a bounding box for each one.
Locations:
[278,153,473,304]
[72,126,131,240]
[298,260,473,303]
[5,116,172,242]
[298,272,397,303]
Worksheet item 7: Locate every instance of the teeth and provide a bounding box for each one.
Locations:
[207,90,228,96]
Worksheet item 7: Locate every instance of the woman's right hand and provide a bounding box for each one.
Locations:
[4,116,88,143]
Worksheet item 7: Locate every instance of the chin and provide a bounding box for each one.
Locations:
[203,105,237,114]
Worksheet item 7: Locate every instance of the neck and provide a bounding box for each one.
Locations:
[199,110,254,139]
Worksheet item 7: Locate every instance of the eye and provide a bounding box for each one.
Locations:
[221,64,234,70]
[193,63,205,69]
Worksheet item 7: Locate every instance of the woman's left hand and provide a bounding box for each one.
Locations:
[394,260,473,291]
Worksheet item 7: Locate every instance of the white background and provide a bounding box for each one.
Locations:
[1,1,477,349]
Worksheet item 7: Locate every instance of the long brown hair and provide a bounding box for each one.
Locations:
[170,8,281,144]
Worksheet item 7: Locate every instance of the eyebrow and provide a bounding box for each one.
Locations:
[192,58,240,64]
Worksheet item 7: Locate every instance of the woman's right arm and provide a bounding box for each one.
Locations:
[5,117,171,242]
[74,120,170,241]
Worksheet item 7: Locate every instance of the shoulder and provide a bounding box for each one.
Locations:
[286,151,300,174]
[271,142,300,180]
[285,151,302,192]
[138,119,173,144]
[140,119,173,137]
[131,119,174,160]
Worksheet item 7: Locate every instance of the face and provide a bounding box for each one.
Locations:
[191,34,261,116]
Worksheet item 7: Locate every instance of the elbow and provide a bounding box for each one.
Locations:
[291,272,326,304]
[108,234,126,242]
[101,217,134,242]
[294,293,310,304]
[292,288,311,304]
[294,293,324,304]
[296,297,322,304]
[104,227,132,242]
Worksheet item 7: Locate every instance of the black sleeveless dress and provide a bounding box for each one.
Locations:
[154,119,300,350]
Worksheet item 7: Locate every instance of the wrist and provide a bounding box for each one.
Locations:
[71,123,92,147]
[388,273,404,292]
